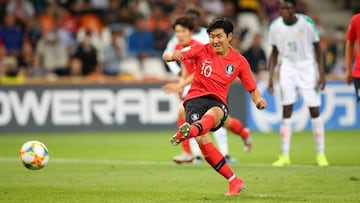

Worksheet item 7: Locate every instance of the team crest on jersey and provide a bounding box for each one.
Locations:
[191,113,200,121]
[225,64,235,75]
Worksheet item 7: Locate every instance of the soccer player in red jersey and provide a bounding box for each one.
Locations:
[163,16,252,164]
[345,13,360,105]
[163,17,267,196]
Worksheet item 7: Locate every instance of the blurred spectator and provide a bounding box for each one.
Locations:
[296,0,309,14]
[202,0,224,23]
[0,37,6,61]
[73,31,99,76]
[0,0,9,24]
[127,13,168,79]
[53,14,77,54]
[27,0,47,15]
[103,0,122,25]
[223,0,238,23]
[261,0,279,23]
[147,3,171,33]
[324,26,347,74]
[101,24,128,76]
[89,0,109,14]
[34,30,69,77]
[148,4,171,58]
[18,42,35,76]
[0,14,24,58]
[127,13,155,60]
[6,0,35,25]
[242,34,267,74]
[68,57,82,77]
[0,56,25,84]
[235,0,265,52]
[128,0,151,18]
[25,18,42,49]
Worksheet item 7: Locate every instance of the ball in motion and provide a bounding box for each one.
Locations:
[19,141,49,170]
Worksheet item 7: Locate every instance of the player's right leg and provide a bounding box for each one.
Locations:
[272,105,293,167]
[273,69,297,167]
[196,133,246,196]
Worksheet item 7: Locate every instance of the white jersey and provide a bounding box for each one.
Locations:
[268,14,320,68]
[164,27,209,74]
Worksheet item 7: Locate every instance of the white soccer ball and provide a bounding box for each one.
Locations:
[19,141,49,170]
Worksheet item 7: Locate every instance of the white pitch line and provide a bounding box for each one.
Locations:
[2,157,360,169]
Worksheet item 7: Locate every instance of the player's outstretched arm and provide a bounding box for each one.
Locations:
[268,46,279,94]
[249,88,267,110]
[314,42,326,91]
[162,50,183,62]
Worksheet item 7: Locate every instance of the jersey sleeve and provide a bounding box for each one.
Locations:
[180,44,203,60]
[238,56,257,91]
[304,15,320,43]
[268,19,278,46]
[347,16,357,41]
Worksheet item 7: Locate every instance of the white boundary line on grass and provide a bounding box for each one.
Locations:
[2,156,360,169]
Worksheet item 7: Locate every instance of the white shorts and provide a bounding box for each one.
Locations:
[279,63,321,107]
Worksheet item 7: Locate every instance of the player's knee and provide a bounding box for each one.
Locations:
[309,107,320,118]
[195,133,211,145]
[282,105,293,118]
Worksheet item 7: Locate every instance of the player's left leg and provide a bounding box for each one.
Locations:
[302,84,329,167]
[309,107,329,167]
[223,117,252,153]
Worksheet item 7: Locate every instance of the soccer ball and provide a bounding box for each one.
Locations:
[19,141,49,170]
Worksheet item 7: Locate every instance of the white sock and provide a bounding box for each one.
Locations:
[280,118,292,155]
[311,116,325,155]
[189,138,202,157]
[213,127,229,156]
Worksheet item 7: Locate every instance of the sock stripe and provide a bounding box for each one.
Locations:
[193,123,203,136]
[214,157,226,171]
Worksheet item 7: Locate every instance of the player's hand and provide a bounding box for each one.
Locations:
[268,80,274,94]
[172,50,183,62]
[317,75,326,91]
[345,71,353,85]
[255,98,267,110]
[162,83,181,93]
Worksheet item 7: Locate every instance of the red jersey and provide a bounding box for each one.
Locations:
[175,40,201,74]
[347,13,360,77]
[180,44,256,105]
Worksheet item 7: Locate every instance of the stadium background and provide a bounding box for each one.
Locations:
[0,0,359,132]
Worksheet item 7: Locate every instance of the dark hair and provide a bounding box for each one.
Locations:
[172,16,194,31]
[283,0,297,7]
[206,17,233,36]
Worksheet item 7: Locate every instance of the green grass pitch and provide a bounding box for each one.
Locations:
[0,130,359,203]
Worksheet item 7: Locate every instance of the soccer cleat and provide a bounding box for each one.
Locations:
[225,177,246,196]
[192,156,202,164]
[170,122,191,146]
[225,155,238,163]
[173,152,194,164]
[272,155,291,167]
[316,154,329,167]
[243,128,252,153]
